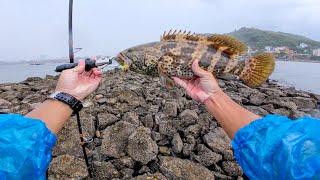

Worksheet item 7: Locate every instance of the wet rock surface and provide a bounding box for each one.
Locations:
[0,71,319,179]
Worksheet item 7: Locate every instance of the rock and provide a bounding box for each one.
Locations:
[159,118,178,138]
[285,89,311,98]
[163,99,178,117]
[271,108,291,116]
[193,144,222,167]
[21,94,45,104]
[179,109,199,127]
[238,87,256,98]
[48,155,88,179]
[259,87,286,97]
[226,92,243,104]
[0,90,21,101]
[213,172,233,179]
[122,111,140,125]
[96,97,108,105]
[184,124,201,138]
[106,97,117,105]
[53,116,91,157]
[138,166,151,174]
[223,149,234,161]
[101,121,136,158]
[203,127,231,154]
[182,143,195,156]
[93,161,120,179]
[94,94,104,100]
[245,106,269,116]
[290,110,307,119]
[266,97,298,110]
[127,127,158,164]
[120,168,134,179]
[111,156,135,169]
[249,93,266,105]
[291,97,316,110]
[171,133,183,154]
[310,93,320,101]
[159,156,215,180]
[222,161,243,176]
[97,112,119,130]
[159,146,171,155]
[0,98,11,109]
[141,114,154,129]
[135,172,167,180]
[308,109,320,118]
[185,135,196,145]
[151,131,161,142]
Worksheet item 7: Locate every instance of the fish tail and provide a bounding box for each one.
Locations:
[239,53,275,88]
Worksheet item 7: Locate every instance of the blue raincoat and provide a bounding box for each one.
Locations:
[0,114,319,179]
[0,114,56,180]
[232,115,320,179]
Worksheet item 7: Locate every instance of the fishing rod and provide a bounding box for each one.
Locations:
[58,0,114,73]
[54,1,117,178]
[67,0,93,177]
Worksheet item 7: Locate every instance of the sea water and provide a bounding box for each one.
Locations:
[0,61,319,94]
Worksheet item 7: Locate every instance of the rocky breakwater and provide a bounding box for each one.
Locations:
[0,70,319,179]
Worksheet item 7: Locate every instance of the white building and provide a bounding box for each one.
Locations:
[275,46,287,53]
[313,49,320,56]
[299,43,309,49]
[264,46,273,52]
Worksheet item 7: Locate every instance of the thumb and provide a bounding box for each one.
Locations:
[192,59,210,78]
[73,60,85,73]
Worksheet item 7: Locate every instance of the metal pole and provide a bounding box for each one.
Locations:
[68,0,74,63]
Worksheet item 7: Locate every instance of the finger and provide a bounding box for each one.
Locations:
[72,60,86,73]
[90,72,96,79]
[92,68,102,76]
[192,59,210,78]
[83,69,93,77]
[172,77,188,89]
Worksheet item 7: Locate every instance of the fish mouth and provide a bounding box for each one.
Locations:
[116,52,132,71]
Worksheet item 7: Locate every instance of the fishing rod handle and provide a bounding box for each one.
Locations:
[55,59,96,72]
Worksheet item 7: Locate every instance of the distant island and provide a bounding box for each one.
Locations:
[228,27,320,62]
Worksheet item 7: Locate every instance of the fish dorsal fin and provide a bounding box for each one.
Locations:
[161,30,248,57]
[161,29,203,43]
[207,34,248,57]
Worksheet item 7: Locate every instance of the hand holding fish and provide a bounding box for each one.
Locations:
[173,59,222,103]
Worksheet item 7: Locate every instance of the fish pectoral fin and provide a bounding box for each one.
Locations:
[158,65,175,89]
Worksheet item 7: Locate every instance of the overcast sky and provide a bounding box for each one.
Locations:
[0,0,319,61]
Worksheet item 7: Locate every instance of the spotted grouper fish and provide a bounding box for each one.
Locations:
[116,30,275,88]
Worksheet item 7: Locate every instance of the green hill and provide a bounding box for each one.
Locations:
[228,27,320,52]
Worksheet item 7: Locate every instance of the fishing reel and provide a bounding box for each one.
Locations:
[55,56,117,72]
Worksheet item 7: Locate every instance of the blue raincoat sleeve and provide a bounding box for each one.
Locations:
[0,114,57,180]
[232,114,320,179]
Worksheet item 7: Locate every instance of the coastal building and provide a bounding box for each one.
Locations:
[298,43,309,49]
[274,46,288,53]
[313,49,320,56]
[264,46,274,52]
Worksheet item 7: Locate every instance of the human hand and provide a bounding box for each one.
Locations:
[172,59,222,103]
[55,60,103,100]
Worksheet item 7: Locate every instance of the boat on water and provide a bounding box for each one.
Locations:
[29,62,44,65]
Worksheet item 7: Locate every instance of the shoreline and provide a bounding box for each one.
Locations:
[276,59,320,63]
